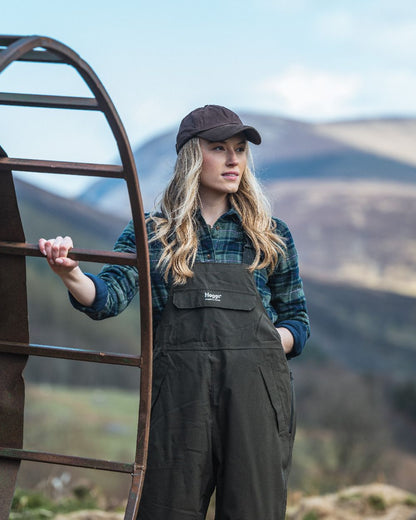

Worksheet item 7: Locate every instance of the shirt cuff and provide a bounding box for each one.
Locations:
[68,273,108,313]
[277,319,309,359]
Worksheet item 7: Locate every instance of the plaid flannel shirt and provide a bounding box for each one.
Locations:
[70,207,310,358]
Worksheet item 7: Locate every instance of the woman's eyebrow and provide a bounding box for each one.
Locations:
[210,140,247,145]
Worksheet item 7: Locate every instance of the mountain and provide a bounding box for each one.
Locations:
[75,114,416,298]
[6,166,416,496]
[8,177,416,383]
[268,179,416,297]
[76,114,416,218]
[77,129,177,217]
[14,178,128,247]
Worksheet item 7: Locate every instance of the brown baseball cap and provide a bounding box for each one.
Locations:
[176,104,262,153]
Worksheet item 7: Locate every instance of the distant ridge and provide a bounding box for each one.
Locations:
[72,114,416,298]
[76,114,416,216]
[7,115,415,498]
[14,177,127,247]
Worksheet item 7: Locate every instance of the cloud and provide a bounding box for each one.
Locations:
[259,65,361,120]
[256,63,416,121]
[316,7,416,61]
[359,68,416,115]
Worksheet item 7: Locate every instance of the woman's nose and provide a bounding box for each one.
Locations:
[226,150,238,165]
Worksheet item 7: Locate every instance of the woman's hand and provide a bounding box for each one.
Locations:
[38,236,96,307]
[38,236,79,275]
[276,327,294,355]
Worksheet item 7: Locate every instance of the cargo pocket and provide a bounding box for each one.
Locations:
[289,370,296,438]
[151,351,171,412]
[259,364,291,436]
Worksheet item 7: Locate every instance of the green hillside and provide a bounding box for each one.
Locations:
[3,175,416,503]
[14,382,416,508]
[13,178,142,388]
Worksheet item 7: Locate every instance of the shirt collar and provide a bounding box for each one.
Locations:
[195,204,242,224]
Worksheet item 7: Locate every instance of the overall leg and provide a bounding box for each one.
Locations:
[214,349,294,520]
[138,351,215,520]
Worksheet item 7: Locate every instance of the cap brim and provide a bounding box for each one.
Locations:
[197,124,261,145]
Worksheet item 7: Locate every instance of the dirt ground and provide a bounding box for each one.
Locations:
[54,483,416,520]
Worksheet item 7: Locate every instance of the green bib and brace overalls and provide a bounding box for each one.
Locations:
[138,244,295,520]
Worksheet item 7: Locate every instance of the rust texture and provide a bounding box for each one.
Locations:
[0,35,153,519]
[0,146,29,519]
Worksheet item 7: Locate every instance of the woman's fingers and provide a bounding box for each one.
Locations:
[38,236,79,277]
[53,236,73,263]
[38,236,74,265]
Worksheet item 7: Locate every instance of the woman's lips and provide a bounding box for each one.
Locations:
[222,171,239,178]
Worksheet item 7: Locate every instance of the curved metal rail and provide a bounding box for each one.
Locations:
[0,35,152,518]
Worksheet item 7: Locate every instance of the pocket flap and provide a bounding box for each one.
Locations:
[173,288,257,311]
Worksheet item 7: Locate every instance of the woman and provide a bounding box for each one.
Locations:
[39,105,310,520]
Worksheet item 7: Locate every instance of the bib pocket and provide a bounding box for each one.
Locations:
[169,289,258,347]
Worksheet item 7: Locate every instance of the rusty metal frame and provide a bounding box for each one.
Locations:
[0,35,152,518]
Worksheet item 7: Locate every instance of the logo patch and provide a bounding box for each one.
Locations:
[204,291,222,302]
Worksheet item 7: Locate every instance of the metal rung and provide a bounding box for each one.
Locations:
[0,447,136,474]
[0,340,142,367]
[0,242,137,266]
[0,157,124,178]
[0,36,23,45]
[11,49,65,63]
[0,38,64,63]
[0,92,100,110]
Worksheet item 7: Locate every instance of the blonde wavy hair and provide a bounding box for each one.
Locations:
[148,137,286,285]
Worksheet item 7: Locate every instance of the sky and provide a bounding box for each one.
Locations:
[1,0,416,196]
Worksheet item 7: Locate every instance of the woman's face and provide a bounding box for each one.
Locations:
[199,134,247,200]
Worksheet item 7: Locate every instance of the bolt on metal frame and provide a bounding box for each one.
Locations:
[0,35,153,519]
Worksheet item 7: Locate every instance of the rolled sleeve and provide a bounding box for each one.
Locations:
[69,273,108,317]
[269,219,310,357]
[68,221,139,320]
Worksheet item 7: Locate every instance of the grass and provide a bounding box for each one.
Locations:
[16,384,139,503]
[302,512,319,520]
[24,384,139,461]
[15,383,416,515]
[11,486,100,519]
[405,495,416,507]
[367,494,386,512]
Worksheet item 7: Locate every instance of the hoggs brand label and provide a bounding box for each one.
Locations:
[204,291,222,302]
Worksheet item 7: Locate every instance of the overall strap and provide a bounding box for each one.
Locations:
[243,235,256,265]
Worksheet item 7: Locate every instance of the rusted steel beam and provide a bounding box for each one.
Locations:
[0,35,23,45]
[0,157,124,178]
[0,448,136,474]
[0,340,142,367]
[4,49,63,63]
[0,241,137,266]
[0,36,63,73]
[0,36,63,63]
[0,147,28,519]
[125,472,145,519]
[0,92,99,110]
[0,35,153,518]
